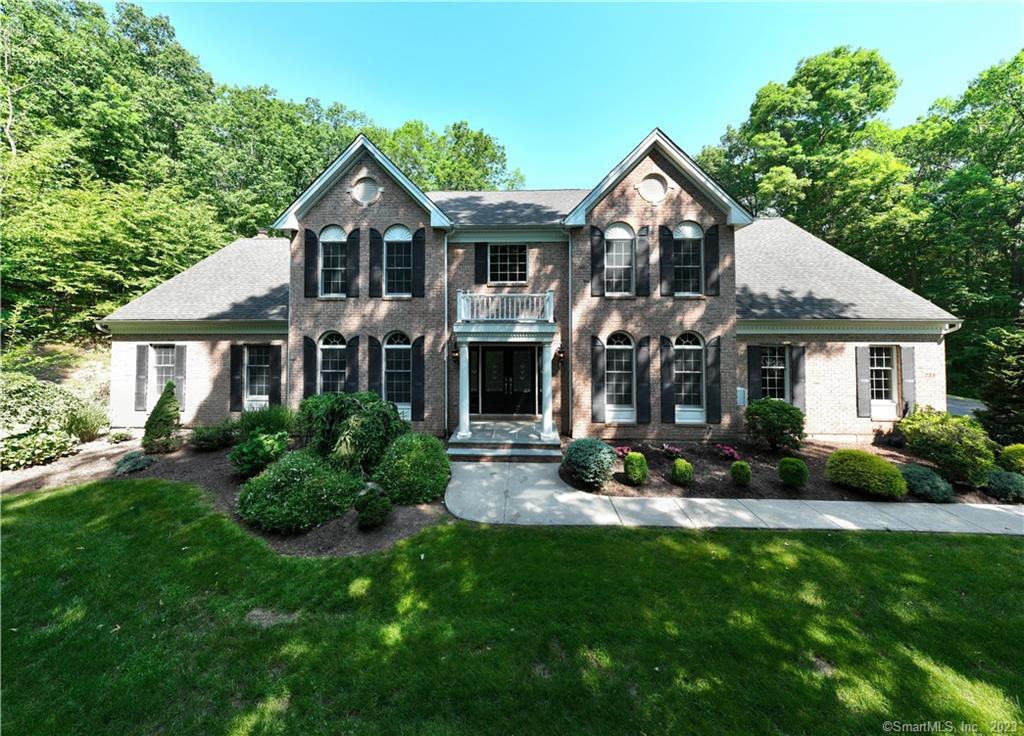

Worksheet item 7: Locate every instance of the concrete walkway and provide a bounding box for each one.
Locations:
[445,463,1024,536]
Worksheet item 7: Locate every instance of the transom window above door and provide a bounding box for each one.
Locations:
[319,225,347,297]
[384,225,413,296]
[488,244,527,283]
[604,222,635,295]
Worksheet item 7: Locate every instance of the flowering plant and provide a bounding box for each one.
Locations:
[661,444,685,460]
[614,445,632,459]
[715,443,742,461]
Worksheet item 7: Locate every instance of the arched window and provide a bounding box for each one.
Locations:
[606,332,636,422]
[674,332,705,423]
[672,222,704,295]
[604,222,635,295]
[320,226,347,297]
[383,332,412,418]
[319,332,346,393]
[383,225,413,296]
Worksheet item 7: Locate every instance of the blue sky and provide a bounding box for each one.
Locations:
[136,2,1022,189]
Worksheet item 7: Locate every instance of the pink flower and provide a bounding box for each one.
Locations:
[614,445,632,458]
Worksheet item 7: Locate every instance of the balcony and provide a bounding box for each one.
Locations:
[456,290,554,323]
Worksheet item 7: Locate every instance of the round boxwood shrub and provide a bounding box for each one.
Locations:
[356,492,393,530]
[332,393,408,473]
[229,431,289,478]
[142,381,181,454]
[1,372,86,469]
[372,432,450,504]
[189,420,239,451]
[984,469,1024,503]
[898,408,996,487]
[561,439,616,491]
[898,463,954,503]
[730,460,752,487]
[624,451,648,486]
[999,444,1024,474]
[825,449,907,498]
[671,458,693,486]
[778,457,809,489]
[238,450,363,533]
[745,398,806,452]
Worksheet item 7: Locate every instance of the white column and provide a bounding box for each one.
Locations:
[540,342,556,440]
[456,341,472,439]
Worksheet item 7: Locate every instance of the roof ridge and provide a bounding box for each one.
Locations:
[427,188,588,194]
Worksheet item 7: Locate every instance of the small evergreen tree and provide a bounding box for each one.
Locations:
[142,381,181,453]
[977,326,1024,446]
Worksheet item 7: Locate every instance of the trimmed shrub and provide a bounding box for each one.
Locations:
[229,431,289,478]
[114,450,155,475]
[357,493,393,530]
[331,393,408,473]
[65,402,106,442]
[297,393,357,456]
[142,381,181,454]
[898,408,996,487]
[190,421,239,451]
[671,458,693,486]
[108,430,134,444]
[899,463,954,503]
[373,433,450,504]
[562,439,617,491]
[731,460,752,487]
[238,450,363,533]
[624,452,648,486]
[238,405,295,442]
[0,371,84,469]
[984,470,1024,503]
[825,449,906,498]
[999,444,1024,474]
[778,457,809,489]
[745,398,806,452]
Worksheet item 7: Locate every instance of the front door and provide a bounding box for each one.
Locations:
[480,347,536,414]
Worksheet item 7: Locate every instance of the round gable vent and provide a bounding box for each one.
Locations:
[351,177,381,206]
[637,174,667,204]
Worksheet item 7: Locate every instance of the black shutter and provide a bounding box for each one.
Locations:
[591,336,605,422]
[706,336,722,424]
[347,229,360,297]
[590,226,604,297]
[704,225,720,296]
[747,345,763,402]
[659,226,674,296]
[368,336,382,396]
[173,345,187,406]
[636,336,651,423]
[134,345,148,411]
[411,336,425,420]
[304,229,318,298]
[268,345,282,406]
[229,345,244,411]
[345,337,359,393]
[636,226,650,296]
[855,346,871,417]
[660,336,675,423]
[901,346,916,416]
[369,229,383,297]
[789,345,805,411]
[475,243,488,284]
[412,228,426,297]
[303,337,316,398]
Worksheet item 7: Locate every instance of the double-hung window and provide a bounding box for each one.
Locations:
[488,244,527,283]
[244,345,271,410]
[606,332,636,422]
[674,333,705,423]
[384,225,413,296]
[672,221,704,295]
[384,332,412,419]
[604,223,635,295]
[760,346,788,401]
[319,226,347,297]
[319,333,346,393]
[153,345,176,391]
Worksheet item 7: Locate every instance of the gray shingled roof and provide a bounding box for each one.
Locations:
[103,236,290,322]
[426,189,589,226]
[735,218,957,321]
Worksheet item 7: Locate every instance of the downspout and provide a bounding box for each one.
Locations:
[941,321,962,337]
[563,225,573,435]
[443,229,450,436]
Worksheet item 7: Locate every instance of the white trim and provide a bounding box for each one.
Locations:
[671,221,705,297]
[604,226,636,296]
[448,227,569,244]
[383,233,413,297]
[737,319,959,336]
[564,128,754,228]
[318,229,347,298]
[487,243,528,285]
[272,134,452,230]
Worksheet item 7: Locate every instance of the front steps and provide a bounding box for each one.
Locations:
[446,443,563,463]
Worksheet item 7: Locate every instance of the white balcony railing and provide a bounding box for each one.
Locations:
[456,290,554,323]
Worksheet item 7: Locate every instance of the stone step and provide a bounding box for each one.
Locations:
[446,447,563,463]
[447,440,560,450]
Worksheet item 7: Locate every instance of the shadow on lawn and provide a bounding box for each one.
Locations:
[3,481,1022,735]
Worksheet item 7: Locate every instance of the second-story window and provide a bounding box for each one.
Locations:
[672,221,704,295]
[384,225,413,296]
[604,222,635,295]
[319,226,347,297]
[489,244,527,283]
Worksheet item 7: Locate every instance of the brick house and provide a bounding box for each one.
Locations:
[102,130,960,449]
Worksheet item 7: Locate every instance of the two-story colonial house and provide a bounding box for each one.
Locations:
[102,129,960,455]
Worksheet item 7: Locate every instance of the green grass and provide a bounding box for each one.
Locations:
[3,481,1022,735]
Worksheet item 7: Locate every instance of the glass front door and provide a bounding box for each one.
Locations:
[477,346,537,414]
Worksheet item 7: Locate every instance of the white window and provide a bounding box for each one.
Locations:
[319,333,346,394]
[245,345,271,410]
[606,332,636,422]
[488,244,527,283]
[674,333,705,424]
[319,226,347,297]
[153,345,176,391]
[869,346,899,420]
[760,346,788,401]
[673,221,704,295]
[384,225,413,296]
[384,332,412,419]
[604,222,635,295]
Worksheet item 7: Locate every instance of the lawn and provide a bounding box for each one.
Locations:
[3,481,1022,735]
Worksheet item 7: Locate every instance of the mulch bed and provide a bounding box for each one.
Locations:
[564,439,998,504]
